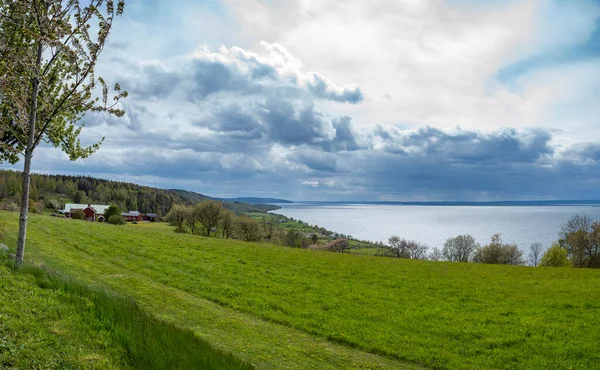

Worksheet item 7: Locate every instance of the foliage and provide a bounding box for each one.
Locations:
[559,215,600,268]
[443,234,478,262]
[0,258,253,369]
[220,209,235,238]
[0,170,281,215]
[0,0,129,265]
[0,219,5,240]
[195,200,223,236]
[323,239,349,253]
[236,216,262,242]
[71,209,85,220]
[283,229,308,248]
[540,243,571,267]
[165,204,188,233]
[4,212,600,370]
[104,205,122,220]
[474,234,524,265]
[108,214,124,225]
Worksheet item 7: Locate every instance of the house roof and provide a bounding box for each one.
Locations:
[63,204,110,215]
[122,211,141,217]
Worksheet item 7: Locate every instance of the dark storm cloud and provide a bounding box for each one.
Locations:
[377,126,553,164]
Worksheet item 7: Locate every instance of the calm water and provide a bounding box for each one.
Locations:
[272,204,600,249]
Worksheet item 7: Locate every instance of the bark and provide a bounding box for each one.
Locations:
[15,41,43,267]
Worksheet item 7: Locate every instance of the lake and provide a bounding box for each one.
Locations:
[272,204,600,249]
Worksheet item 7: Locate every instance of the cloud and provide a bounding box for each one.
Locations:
[10,0,600,202]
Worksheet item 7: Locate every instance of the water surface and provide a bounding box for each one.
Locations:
[273,204,600,249]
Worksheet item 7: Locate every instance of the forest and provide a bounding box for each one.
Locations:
[0,170,279,216]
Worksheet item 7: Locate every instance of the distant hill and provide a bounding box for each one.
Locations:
[223,197,293,204]
[0,170,280,215]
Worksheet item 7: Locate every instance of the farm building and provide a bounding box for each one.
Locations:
[121,211,143,222]
[61,204,110,222]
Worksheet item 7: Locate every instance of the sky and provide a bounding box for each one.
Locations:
[10,0,600,201]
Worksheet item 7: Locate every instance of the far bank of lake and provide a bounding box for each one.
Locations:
[272,203,600,249]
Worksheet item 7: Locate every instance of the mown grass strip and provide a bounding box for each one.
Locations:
[1,254,252,370]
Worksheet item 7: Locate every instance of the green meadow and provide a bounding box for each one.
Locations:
[2,212,600,369]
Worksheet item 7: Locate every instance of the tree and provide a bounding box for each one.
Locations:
[186,205,200,234]
[527,242,545,267]
[195,200,223,236]
[237,216,261,242]
[428,247,443,261]
[220,209,235,238]
[442,234,478,262]
[0,1,127,266]
[540,243,570,267]
[262,217,276,240]
[72,209,85,220]
[165,204,188,233]
[558,215,600,268]
[104,205,121,220]
[108,214,124,225]
[387,236,412,258]
[474,234,524,265]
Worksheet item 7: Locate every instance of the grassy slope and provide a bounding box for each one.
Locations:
[0,263,127,369]
[3,212,600,369]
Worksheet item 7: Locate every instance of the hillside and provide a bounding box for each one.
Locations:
[0,170,279,215]
[2,212,600,369]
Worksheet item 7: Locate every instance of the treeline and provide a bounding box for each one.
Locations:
[164,201,364,252]
[381,214,600,269]
[0,170,279,215]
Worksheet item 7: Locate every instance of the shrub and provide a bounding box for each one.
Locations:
[5,202,19,212]
[283,229,307,248]
[474,234,524,265]
[72,209,86,220]
[540,244,570,267]
[324,239,349,253]
[104,205,122,220]
[108,215,125,225]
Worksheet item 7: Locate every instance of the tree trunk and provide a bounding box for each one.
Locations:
[15,41,43,267]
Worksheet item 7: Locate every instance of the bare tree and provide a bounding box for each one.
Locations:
[527,242,545,267]
[428,247,443,261]
[0,0,127,266]
[387,236,427,259]
[442,234,479,262]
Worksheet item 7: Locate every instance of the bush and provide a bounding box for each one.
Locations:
[72,209,86,220]
[324,239,349,253]
[474,234,524,265]
[108,215,125,225]
[540,244,570,267]
[104,205,122,220]
[5,202,18,212]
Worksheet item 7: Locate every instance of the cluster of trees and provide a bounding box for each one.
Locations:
[165,201,270,242]
[163,202,354,250]
[384,214,600,269]
[0,170,280,216]
[386,233,525,265]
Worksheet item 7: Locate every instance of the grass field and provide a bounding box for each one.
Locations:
[2,212,600,369]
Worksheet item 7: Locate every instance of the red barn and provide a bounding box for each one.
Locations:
[61,204,110,222]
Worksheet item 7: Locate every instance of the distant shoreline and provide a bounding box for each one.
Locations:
[279,200,600,207]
